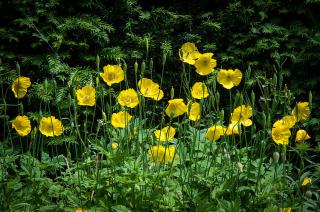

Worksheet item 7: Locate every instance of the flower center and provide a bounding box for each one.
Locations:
[108,73,115,80]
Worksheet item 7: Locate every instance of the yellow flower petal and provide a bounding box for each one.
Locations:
[100,65,124,86]
[117,88,139,108]
[301,177,312,186]
[11,76,31,98]
[12,115,31,136]
[39,116,64,137]
[187,101,201,121]
[292,102,311,122]
[191,82,209,99]
[165,99,188,118]
[272,125,291,145]
[138,78,164,101]
[230,105,253,127]
[179,42,200,65]
[217,69,242,89]
[148,145,178,165]
[295,129,311,143]
[76,85,96,106]
[194,53,217,75]
[206,125,225,141]
[111,111,132,128]
[154,126,176,142]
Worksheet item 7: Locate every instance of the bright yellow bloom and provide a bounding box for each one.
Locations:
[76,208,88,212]
[280,208,291,212]
[295,129,311,143]
[100,64,124,86]
[273,115,296,129]
[12,115,31,136]
[194,53,217,75]
[39,116,64,137]
[76,85,96,106]
[117,88,139,108]
[11,76,31,98]
[230,105,253,127]
[272,125,291,145]
[111,111,132,128]
[138,78,164,101]
[206,125,225,141]
[191,82,209,99]
[154,126,176,142]
[217,69,242,89]
[292,102,311,121]
[165,99,188,118]
[225,122,240,135]
[111,142,118,150]
[148,145,178,165]
[187,101,201,121]
[179,42,201,65]
[302,177,312,186]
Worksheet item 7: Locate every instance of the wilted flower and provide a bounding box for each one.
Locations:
[148,145,178,165]
[100,64,124,86]
[194,53,217,75]
[191,82,209,99]
[302,177,312,186]
[39,116,64,137]
[217,69,242,89]
[12,115,31,136]
[111,111,132,128]
[206,125,225,141]
[154,126,176,142]
[179,42,201,65]
[292,102,311,121]
[117,88,139,108]
[138,78,164,101]
[187,101,201,121]
[76,85,96,106]
[230,105,253,127]
[11,76,31,98]
[165,99,187,118]
[295,129,311,143]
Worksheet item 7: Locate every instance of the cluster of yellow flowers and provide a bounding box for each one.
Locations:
[271,102,311,145]
[11,76,64,137]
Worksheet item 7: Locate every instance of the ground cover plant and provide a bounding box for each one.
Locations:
[1,0,320,211]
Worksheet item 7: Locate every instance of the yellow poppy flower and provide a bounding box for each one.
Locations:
[225,122,240,135]
[100,64,124,86]
[111,111,132,128]
[280,208,291,212]
[148,145,178,165]
[187,101,201,121]
[206,125,225,141]
[138,78,164,101]
[76,85,96,106]
[179,42,201,65]
[117,88,139,108]
[165,99,188,118]
[272,125,291,145]
[12,115,31,136]
[301,177,312,186]
[39,116,64,137]
[194,53,217,75]
[295,129,311,143]
[154,126,176,142]
[292,102,311,121]
[217,69,242,89]
[273,115,296,129]
[11,76,31,98]
[111,142,119,150]
[191,82,209,99]
[230,105,253,127]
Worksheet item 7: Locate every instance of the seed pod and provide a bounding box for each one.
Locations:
[170,86,174,99]
[134,61,138,73]
[273,152,280,163]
